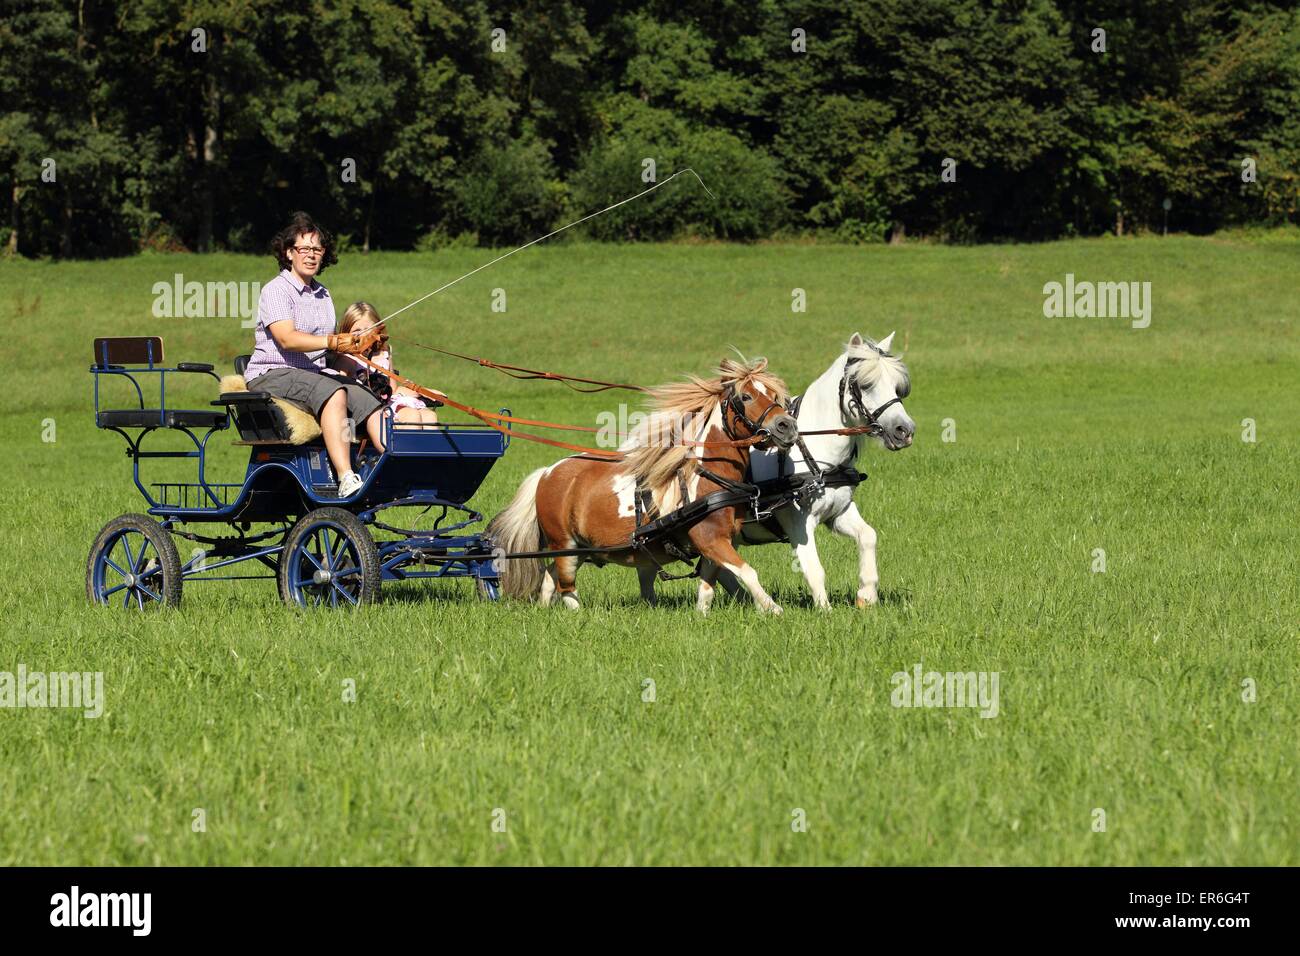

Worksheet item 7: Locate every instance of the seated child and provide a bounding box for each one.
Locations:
[331,302,440,426]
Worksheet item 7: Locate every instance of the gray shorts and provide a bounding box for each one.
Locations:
[250,367,383,425]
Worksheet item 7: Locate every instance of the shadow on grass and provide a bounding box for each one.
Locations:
[374,578,912,612]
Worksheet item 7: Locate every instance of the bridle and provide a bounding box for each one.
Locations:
[758,352,904,504]
[722,384,787,445]
[839,355,903,434]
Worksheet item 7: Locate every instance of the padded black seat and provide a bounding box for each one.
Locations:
[97,409,229,430]
[214,356,298,443]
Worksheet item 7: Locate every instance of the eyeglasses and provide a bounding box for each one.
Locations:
[293,245,324,256]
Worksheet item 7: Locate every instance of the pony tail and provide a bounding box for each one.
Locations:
[485,467,547,600]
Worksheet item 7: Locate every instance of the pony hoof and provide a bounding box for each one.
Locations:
[561,594,581,610]
[767,603,784,616]
[856,594,877,609]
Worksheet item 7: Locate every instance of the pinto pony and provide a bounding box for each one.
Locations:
[486,358,798,613]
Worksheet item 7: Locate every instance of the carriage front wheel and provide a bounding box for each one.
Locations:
[278,508,380,608]
[86,513,183,609]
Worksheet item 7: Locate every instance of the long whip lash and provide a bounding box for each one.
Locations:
[376,168,714,328]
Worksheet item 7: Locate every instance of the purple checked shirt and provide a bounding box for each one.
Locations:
[243,269,338,382]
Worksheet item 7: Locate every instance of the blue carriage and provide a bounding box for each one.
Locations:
[86,336,508,608]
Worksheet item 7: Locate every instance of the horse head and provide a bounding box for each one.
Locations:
[717,357,798,451]
[842,332,914,450]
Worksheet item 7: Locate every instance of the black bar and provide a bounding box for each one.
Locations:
[0,867,1283,943]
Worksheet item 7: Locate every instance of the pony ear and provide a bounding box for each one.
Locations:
[849,332,863,346]
[878,331,896,353]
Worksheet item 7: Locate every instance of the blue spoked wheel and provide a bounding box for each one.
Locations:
[86,513,183,608]
[278,508,379,608]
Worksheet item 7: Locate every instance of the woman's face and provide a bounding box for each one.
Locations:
[351,315,376,336]
[288,231,324,278]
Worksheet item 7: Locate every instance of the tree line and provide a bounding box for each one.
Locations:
[3,0,1298,257]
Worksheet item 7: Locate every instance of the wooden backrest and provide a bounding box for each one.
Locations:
[92,336,165,367]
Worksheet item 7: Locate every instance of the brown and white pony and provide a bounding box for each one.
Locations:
[486,358,798,613]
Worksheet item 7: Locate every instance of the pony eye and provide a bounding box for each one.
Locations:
[741,394,753,403]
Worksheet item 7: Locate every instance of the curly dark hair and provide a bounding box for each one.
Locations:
[270,211,339,275]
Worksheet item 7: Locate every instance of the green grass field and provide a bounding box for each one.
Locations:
[0,234,1296,865]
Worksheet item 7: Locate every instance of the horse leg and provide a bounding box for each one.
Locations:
[554,553,581,610]
[539,563,558,607]
[692,534,781,615]
[830,503,879,607]
[696,558,720,614]
[710,565,744,604]
[637,565,658,607]
[779,506,830,610]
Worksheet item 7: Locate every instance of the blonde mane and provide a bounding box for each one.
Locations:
[621,357,788,511]
[845,338,910,395]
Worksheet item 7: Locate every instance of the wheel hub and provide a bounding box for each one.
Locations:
[124,573,137,587]
[312,569,333,585]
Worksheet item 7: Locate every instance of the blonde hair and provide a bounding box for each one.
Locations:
[339,301,381,335]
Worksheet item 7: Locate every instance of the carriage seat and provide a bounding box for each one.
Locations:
[97,408,229,430]
[212,355,319,444]
[91,336,228,433]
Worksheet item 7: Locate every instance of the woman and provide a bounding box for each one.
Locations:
[242,211,384,498]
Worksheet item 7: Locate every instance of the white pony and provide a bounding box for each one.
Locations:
[701,332,914,612]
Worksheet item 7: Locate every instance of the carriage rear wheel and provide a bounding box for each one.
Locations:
[278,508,380,608]
[86,513,183,609]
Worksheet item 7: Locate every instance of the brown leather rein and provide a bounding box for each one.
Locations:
[386,335,647,393]
[352,355,782,461]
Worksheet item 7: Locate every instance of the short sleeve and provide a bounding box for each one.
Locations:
[257,280,295,332]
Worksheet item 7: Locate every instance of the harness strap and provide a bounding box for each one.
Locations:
[475,468,868,565]
[695,464,757,497]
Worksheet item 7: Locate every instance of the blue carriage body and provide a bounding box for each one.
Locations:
[142,423,506,523]
[87,336,509,607]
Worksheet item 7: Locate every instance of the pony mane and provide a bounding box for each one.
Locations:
[622,357,789,509]
[845,338,910,394]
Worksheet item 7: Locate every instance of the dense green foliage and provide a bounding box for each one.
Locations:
[4,0,1300,255]
[1,235,1297,863]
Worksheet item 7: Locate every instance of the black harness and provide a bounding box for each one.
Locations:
[632,465,868,562]
[629,384,790,576]
[840,355,903,432]
[624,370,898,574]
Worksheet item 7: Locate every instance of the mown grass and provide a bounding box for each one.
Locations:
[0,235,1295,864]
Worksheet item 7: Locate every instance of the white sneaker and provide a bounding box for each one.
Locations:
[337,472,364,498]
